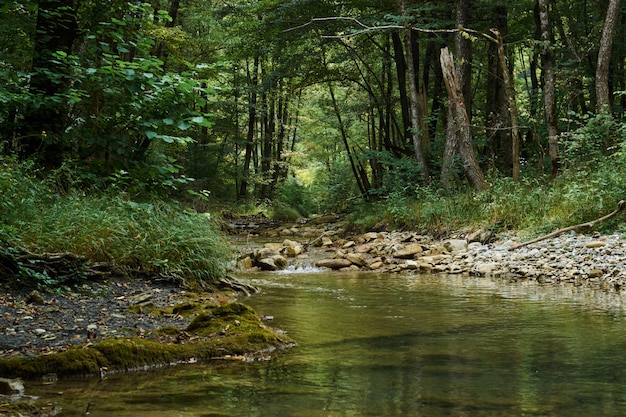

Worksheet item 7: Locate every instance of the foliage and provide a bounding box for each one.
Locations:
[561,112,621,167]
[274,177,315,218]
[0,1,215,196]
[3,0,626,243]
[307,159,363,214]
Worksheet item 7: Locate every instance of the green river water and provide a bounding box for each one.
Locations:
[29,271,626,416]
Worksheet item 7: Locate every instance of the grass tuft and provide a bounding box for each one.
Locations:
[0,158,231,290]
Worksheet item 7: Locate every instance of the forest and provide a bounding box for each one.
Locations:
[2,0,626,288]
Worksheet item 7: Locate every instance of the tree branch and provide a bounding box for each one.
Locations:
[285,17,496,42]
[509,200,626,250]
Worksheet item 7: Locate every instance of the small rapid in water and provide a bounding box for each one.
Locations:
[29,271,626,416]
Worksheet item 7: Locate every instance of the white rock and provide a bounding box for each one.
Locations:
[443,239,468,253]
[404,260,419,270]
[473,262,499,276]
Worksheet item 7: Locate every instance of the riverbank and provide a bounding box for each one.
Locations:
[0,275,293,416]
[233,216,626,293]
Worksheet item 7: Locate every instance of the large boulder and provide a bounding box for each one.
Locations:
[394,243,423,259]
[256,254,288,271]
[255,247,279,260]
[316,258,353,270]
[443,239,468,254]
[282,239,304,257]
[345,252,367,267]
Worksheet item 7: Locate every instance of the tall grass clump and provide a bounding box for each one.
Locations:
[0,158,231,290]
[356,169,625,238]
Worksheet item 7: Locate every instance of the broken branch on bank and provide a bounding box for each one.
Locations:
[509,200,626,250]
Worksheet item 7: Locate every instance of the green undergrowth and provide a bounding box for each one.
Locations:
[0,303,292,380]
[0,158,231,290]
[347,167,626,238]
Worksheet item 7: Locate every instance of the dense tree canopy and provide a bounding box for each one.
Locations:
[1,0,625,209]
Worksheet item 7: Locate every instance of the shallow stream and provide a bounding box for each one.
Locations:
[29,271,626,416]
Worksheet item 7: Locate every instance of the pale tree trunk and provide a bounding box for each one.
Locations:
[538,0,560,177]
[404,29,430,182]
[596,0,621,113]
[440,47,486,190]
[455,0,473,115]
[492,29,521,182]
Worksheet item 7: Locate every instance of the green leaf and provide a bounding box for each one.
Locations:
[160,135,176,143]
[177,121,191,130]
[191,116,213,127]
[163,118,174,125]
[145,131,158,139]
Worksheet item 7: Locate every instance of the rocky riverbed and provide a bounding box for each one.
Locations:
[233,217,626,293]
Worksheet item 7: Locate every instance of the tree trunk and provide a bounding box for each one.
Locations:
[440,47,486,190]
[238,55,259,200]
[485,5,511,174]
[21,0,78,166]
[392,31,411,148]
[425,41,445,140]
[404,29,430,182]
[493,28,521,182]
[154,0,181,59]
[455,0,473,117]
[328,83,368,196]
[260,84,275,200]
[538,0,560,177]
[596,0,621,113]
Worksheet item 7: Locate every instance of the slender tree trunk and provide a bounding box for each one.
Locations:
[485,5,510,174]
[238,55,259,200]
[328,83,368,196]
[392,31,411,148]
[426,42,445,140]
[493,28,521,182]
[440,47,486,190]
[270,84,290,196]
[154,0,180,58]
[260,86,275,200]
[404,29,430,181]
[596,0,621,113]
[538,0,560,177]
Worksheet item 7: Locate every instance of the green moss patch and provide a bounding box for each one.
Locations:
[0,303,293,380]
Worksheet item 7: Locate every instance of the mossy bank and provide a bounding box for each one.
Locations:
[0,301,293,380]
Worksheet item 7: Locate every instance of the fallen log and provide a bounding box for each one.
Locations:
[509,200,626,250]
